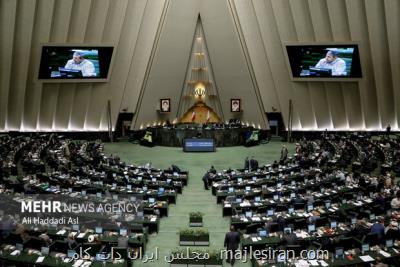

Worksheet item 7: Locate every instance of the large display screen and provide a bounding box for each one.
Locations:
[285,44,362,79]
[183,139,215,152]
[38,45,114,80]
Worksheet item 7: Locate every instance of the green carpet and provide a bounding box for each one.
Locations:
[104,141,295,266]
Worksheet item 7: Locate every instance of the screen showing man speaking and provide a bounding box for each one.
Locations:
[38,46,113,80]
[286,44,362,79]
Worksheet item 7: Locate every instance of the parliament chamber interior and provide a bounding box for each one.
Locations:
[1,0,400,266]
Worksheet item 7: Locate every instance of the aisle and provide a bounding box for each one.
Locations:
[104,142,293,266]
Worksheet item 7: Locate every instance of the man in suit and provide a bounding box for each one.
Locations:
[250,157,258,171]
[202,172,210,190]
[280,145,288,163]
[244,157,250,170]
[371,217,385,242]
[224,225,241,266]
[284,229,298,245]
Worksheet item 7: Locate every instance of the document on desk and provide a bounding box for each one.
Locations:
[319,260,329,267]
[309,259,319,266]
[150,217,157,222]
[10,250,20,256]
[77,233,86,238]
[295,259,309,267]
[73,259,84,267]
[379,250,391,257]
[225,204,231,208]
[36,256,45,263]
[56,229,66,235]
[251,237,258,242]
[359,255,375,262]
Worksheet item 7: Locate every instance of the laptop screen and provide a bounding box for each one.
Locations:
[41,247,49,255]
[259,230,267,237]
[335,247,344,256]
[362,244,369,253]
[386,239,394,248]
[120,228,127,236]
[67,249,75,258]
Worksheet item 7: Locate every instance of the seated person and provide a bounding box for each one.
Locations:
[385,221,400,240]
[315,50,346,76]
[391,191,400,210]
[373,257,388,267]
[38,229,52,246]
[67,233,78,249]
[284,229,298,245]
[64,51,96,77]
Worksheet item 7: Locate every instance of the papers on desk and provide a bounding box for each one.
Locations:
[251,237,259,242]
[56,229,66,235]
[10,250,20,256]
[319,260,329,266]
[150,217,157,222]
[295,231,309,239]
[379,250,391,257]
[224,204,231,208]
[360,255,375,262]
[309,260,319,266]
[251,216,261,222]
[295,259,309,267]
[36,256,45,263]
[73,259,84,267]
[77,233,86,238]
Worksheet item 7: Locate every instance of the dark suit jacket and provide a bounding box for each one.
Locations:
[224,231,240,250]
[285,233,299,245]
[244,159,250,170]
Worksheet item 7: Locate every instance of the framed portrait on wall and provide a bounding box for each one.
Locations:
[231,99,241,112]
[160,98,170,112]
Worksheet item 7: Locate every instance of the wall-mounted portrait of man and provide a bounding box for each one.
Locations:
[231,99,241,112]
[160,98,170,112]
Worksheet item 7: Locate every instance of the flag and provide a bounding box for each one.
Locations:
[191,111,196,121]
[206,110,210,123]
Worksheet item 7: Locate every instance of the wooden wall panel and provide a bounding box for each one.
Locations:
[6,0,36,130]
[0,0,18,130]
